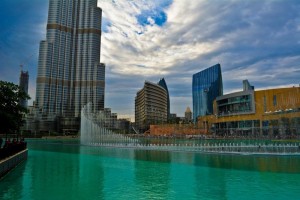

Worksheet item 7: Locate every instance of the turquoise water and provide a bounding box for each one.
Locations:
[1,140,300,200]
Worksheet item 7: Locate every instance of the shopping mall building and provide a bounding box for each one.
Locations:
[198,80,300,138]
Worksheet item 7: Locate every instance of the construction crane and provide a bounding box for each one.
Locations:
[20,54,34,72]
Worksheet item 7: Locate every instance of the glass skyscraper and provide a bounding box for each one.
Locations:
[35,0,105,120]
[192,64,223,122]
[158,78,170,120]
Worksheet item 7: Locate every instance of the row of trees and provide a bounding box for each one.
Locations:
[0,80,30,135]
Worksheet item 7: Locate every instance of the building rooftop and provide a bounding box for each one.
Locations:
[185,106,192,113]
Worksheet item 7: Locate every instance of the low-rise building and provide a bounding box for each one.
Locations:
[150,124,207,136]
[198,81,300,138]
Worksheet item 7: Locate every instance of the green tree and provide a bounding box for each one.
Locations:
[0,80,30,135]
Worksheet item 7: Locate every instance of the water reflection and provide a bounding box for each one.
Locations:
[194,165,227,200]
[27,139,80,154]
[29,150,80,199]
[2,142,105,199]
[134,150,171,199]
[0,161,27,199]
[78,147,104,199]
[1,141,300,200]
[192,153,300,173]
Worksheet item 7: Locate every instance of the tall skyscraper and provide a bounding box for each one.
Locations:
[192,64,223,122]
[35,0,105,128]
[158,78,170,120]
[19,70,29,108]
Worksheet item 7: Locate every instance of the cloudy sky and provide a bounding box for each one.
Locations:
[0,0,300,120]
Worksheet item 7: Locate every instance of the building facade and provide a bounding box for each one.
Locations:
[34,0,105,132]
[19,70,29,108]
[192,64,223,122]
[216,80,255,117]
[198,82,300,138]
[185,106,192,122]
[135,81,168,133]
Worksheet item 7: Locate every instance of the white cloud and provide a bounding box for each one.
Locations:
[147,17,155,25]
[99,0,223,77]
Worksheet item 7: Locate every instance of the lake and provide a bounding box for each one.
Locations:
[1,139,300,200]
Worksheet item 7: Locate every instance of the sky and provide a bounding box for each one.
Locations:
[0,0,300,121]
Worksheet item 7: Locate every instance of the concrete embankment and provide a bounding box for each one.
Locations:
[0,149,28,179]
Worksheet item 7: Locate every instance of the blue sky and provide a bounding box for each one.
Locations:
[0,0,300,120]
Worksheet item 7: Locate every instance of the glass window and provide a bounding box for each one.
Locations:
[273,95,277,106]
[263,96,266,112]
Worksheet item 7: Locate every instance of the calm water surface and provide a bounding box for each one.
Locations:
[1,139,300,200]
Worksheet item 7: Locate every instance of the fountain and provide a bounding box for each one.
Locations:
[80,103,137,147]
[80,104,300,155]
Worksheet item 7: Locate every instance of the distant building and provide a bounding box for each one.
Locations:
[135,81,168,133]
[96,108,117,130]
[22,105,131,136]
[19,70,29,108]
[185,107,192,122]
[22,101,60,135]
[169,113,178,124]
[115,119,131,134]
[95,108,131,133]
[197,81,300,138]
[31,0,105,133]
[158,78,170,120]
[170,113,177,119]
[192,64,223,122]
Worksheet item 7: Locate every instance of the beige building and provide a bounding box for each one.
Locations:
[185,107,192,122]
[135,81,168,133]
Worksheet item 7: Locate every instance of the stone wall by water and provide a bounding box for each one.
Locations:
[0,149,28,179]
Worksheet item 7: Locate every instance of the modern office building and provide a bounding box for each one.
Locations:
[192,64,223,122]
[158,78,170,120]
[34,0,104,132]
[197,81,300,138]
[19,70,29,108]
[217,80,255,117]
[135,81,168,133]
